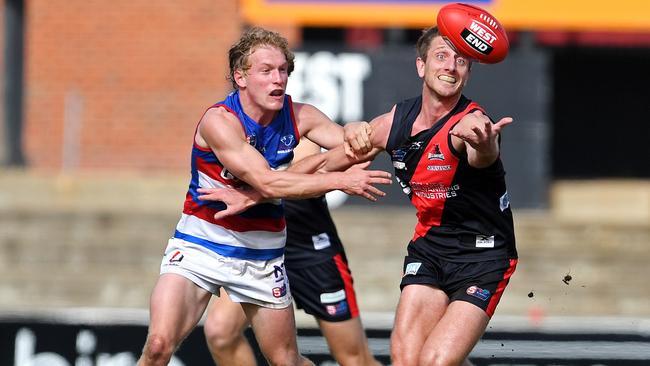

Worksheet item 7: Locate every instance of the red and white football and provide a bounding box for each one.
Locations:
[436,3,509,64]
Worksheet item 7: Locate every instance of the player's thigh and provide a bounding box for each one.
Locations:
[205,289,249,338]
[317,317,370,356]
[148,273,212,342]
[391,284,449,349]
[242,303,300,356]
[420,301,489,364]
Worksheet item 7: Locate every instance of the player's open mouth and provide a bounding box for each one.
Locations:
[438,75,456,83]
[270,89,284,97]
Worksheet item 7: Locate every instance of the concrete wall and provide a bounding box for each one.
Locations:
[1,171,649,320]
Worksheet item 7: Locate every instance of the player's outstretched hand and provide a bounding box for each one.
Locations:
[197,186,261,220]
[339,168,392,201]
[449,110,513,152]
[343,121,373,157]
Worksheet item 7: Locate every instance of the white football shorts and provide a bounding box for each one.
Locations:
[160,238,292,309]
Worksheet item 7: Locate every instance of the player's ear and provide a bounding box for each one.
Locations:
[234,69,247,88]
[416,57,426,78]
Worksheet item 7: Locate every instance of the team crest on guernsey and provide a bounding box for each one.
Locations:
[277,135,295,154]
[280,135,294,146]
[427,144,445,160]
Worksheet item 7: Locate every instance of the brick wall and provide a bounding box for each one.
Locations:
[20,0,280,172]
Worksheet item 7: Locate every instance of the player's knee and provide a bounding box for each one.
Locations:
[390,335,416,366]
[264,349,303,366]
[141,333,174,364]
[332,345,377,366]
[418,347,462,366]
[204,320,242,351]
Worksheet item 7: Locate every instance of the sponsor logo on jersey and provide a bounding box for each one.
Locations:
[404,262,422,276]
[475,235,495,248]
[410,182,459,200]
[427,144,445,160]
[409,141,424,150]
[391,148,406,162]
[325,300,349,316]
[466,285,491,301]
[312,233,331,250]
[393,161,406,170]
[500,191,510,211]
[426,165,451,171]
[320,289,346,304]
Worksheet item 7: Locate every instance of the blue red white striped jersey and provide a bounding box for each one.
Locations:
[173,90,300,260]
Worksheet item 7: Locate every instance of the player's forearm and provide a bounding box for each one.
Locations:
[467,142,500,168]
[286,152,328,174]
[316,145,380,172]
[248,170,345,200]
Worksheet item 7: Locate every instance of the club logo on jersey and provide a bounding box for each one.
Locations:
[277,135,295,154]
[404,262,422,276]
[475,235,495,248]
[168,250,184,264]
[466,285,491,301]
[325,300,349,316]
[280,135,295,146]
[272,284,287,298]
[427,144,445,160]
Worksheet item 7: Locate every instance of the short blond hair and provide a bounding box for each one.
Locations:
[227,27,295,89]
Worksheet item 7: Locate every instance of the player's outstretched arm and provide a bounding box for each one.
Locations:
[199,107,391,200]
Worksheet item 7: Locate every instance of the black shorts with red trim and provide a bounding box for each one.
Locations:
[286,253,359,322]
[400,242,517,318]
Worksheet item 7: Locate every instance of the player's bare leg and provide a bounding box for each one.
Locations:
[138,273,212,366]
[317,317,382,366]
[418,300,487,366]
[391,285,479,366]
[204,290,256,366]
[390,284,447,366]
[243,302,314,366]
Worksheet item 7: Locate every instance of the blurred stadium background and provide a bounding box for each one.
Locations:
[1,0,650,365]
